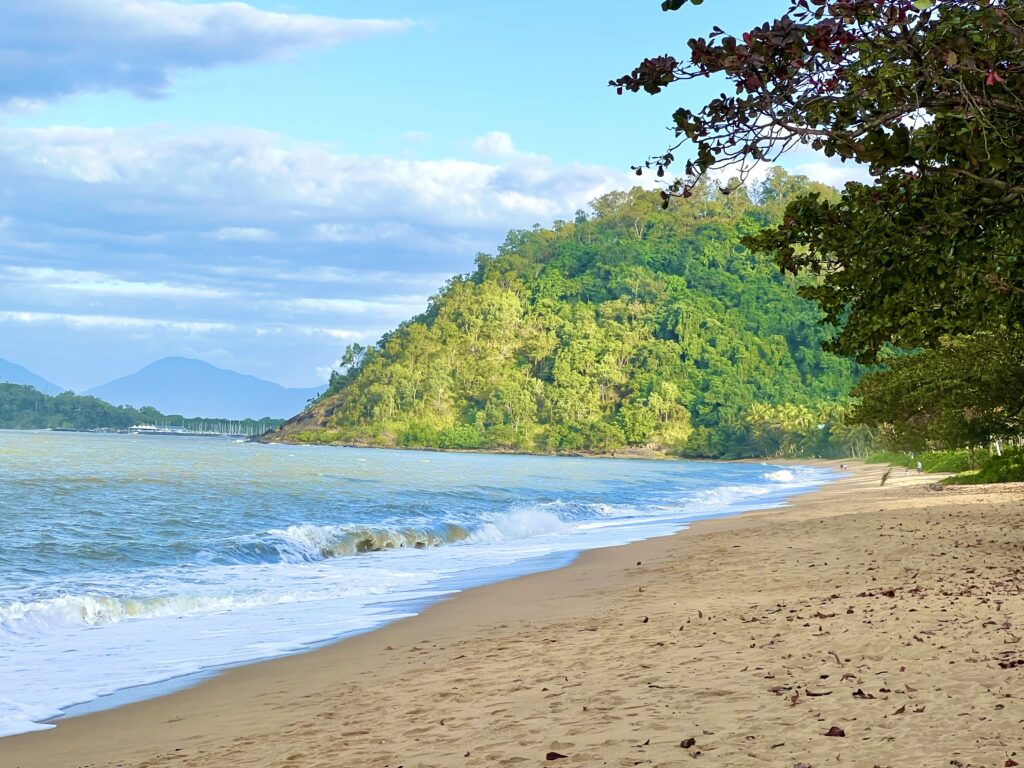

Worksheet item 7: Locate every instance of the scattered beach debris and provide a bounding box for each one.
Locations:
[545,751,569,761]
[680,737,696,748]
[824,726,846,737]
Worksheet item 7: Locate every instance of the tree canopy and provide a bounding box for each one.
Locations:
[276,179,870,459]
[851,333,1024,452]
[614,0,1024,361]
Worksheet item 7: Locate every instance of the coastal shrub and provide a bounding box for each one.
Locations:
[948,450,1024,485]
[920,451,976,474]
[867,447,1024,484]
[866,449,989,473]
[399,422,441,448]
[437,423,486,450]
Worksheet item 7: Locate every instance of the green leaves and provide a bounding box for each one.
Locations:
[853,333,1024,451]
[303,181,859,458]
[616,0,1024,362]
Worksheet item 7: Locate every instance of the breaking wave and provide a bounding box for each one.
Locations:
[0,467,825,639]
[0,590,318,635]
[762,469,798,482]
[218,522,473,565]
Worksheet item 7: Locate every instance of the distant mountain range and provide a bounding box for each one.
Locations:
[0,357,64,395]
[85,357,323,420]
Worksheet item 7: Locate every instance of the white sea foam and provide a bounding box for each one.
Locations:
[0,590,325,635]
[469,507,569,543]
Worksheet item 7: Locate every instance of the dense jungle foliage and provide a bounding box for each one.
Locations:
[851,332,1024,454]
[613,1,1023,465]
[0,383,282,433]
[284,175,874,458]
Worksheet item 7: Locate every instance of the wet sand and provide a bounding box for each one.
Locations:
[4,462,1023,768]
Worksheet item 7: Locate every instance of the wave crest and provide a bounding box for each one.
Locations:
[0,592,287,634]
[221,522,472,565]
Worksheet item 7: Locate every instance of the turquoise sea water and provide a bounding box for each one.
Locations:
[0,430,832,736]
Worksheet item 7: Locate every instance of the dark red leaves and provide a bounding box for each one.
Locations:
[546,752,569,761]
[825,726,846,737]
[987,70,1006,86]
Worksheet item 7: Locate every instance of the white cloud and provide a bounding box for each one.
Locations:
[0,1,414,104]
[209,227,276,242]
[0,310,377,345]
[312,221,414,244]
[2,266,232,299]
[207,264,451,290]
[400,131,432,145]
[273,296,428,318]
[306,328,368,341]
[315,358,344,381]
[0,125,633,231]
[788,159,873,188]
[472,131,517,158]
[718,153,874,191]
[0,310,232,333]
[0,125,635,390]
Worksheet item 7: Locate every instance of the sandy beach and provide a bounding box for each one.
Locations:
[4,462,1023,768]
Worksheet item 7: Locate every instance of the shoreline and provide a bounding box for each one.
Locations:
[4,462,1022,767]
[260,433,677,460]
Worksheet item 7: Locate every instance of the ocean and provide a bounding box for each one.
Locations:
[0,430,832,737]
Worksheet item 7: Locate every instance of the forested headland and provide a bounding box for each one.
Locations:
[273,0,1024,469]
[274,174,877,458]
[0,383,283,434]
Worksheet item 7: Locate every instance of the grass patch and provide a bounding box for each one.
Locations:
[867,447,1024,483]
[866,450,976,472]
[947,449,1024,485]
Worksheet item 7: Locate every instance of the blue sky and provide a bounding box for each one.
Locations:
[0,0,864,391]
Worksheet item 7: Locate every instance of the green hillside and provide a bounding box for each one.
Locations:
[276,174,872,458]
[0,383,282,434]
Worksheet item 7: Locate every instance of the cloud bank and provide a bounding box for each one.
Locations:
[0,125,635,388]
[0,0,413,104]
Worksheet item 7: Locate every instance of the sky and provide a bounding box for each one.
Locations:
[0,0,868,391]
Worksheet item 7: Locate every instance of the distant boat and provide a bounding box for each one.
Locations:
[128,424,223,437]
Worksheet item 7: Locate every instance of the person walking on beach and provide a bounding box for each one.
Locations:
[916,460,923,474]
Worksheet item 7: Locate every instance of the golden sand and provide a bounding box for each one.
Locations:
[3,462,1023,768]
